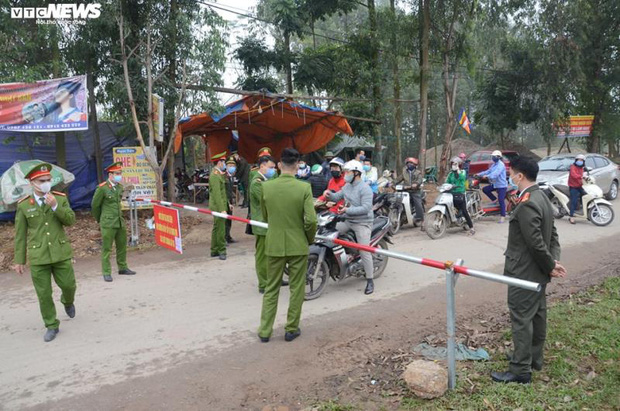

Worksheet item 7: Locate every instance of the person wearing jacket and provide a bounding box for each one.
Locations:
[478,150,508,223]
[324,160,375,295]
[308,164,328,197]
[363,158,379,194]
[321,151,335,180]
[317,157,346,213]
[401,157,425,228]
[568,154,586,224]
[446,157,475,235]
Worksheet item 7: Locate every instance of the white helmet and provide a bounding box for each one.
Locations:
[492,150,502,157]
[575,154,585,160]
[343,160,364,173]
[329,157,345,168]
[450,156,463,164]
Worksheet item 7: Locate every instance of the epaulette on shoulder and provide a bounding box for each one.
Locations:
[17,195,30,204]
[98,181,107,187]
[520,192,530,203]
[251,166,259,171]
[52,191,66,196]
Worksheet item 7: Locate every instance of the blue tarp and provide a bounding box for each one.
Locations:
[0,122,135,221]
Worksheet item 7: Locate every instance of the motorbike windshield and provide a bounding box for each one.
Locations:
[539,157,574,171]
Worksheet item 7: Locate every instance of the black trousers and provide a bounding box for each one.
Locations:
[453,193,473,228]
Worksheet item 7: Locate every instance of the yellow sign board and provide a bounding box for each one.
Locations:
[113,146,157,209]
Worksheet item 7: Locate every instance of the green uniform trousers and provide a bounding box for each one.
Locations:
[211,217,227,255]
[258,254,308,338]
[508,285,547,375]
[31,259,77,329]
[254,235,267,290]
[101,226,128,275]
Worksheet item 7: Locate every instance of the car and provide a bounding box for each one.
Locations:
[536,153,620,200]
[466,150,520,176]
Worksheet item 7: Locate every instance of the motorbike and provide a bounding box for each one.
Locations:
[424,183,482,239]
[190,167,210,203]
[304,211,392,300]
[392,183,427,231]
[540,174,614,226]
[372,192,404,235]
[469,178,519,216]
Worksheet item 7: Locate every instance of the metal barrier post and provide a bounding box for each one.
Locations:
[446,258,463,390]
[129,191,139,246]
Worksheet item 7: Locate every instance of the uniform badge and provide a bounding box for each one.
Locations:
[520,192,530,203]
[41,165,48,172]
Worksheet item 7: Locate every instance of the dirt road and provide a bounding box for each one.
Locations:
[0,212,618,411]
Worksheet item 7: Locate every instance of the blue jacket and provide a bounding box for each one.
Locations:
[479,160,507,188]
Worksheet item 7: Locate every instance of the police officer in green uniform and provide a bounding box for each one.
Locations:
[209,151,228,260]
[249,154,277,293]
[249,147,273,183]
[491,156,566,384]
[13,163,77,342]
[91,162,136,282]
[258,148,317,343]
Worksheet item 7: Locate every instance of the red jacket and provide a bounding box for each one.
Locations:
[568,164,584,188]
[318,176,346,213]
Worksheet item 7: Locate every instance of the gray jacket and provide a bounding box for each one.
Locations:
[328,179,374,224]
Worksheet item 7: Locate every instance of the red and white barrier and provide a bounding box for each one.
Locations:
[135,198,540,292]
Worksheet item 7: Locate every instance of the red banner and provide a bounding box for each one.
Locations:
[153,205,183,254]
[555,115,594,138]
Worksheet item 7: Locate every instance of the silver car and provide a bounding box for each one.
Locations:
[537,153,619,200]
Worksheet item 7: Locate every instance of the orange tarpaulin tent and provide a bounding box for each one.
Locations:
[174,94,353,161]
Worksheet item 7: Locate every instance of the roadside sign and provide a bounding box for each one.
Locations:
[153,204,183,254]
[113,146,157,209]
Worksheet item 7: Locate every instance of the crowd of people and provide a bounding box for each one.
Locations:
[13,145,572,387]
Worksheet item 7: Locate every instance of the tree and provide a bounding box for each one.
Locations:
[418,0,431,172]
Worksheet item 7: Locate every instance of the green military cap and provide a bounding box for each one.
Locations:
[211,151,228,163]
[25,162,53,180]
[324,151,335,158]
[105,161,123,172]
[226,156,237,165]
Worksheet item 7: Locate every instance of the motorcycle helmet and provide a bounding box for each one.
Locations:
[405,157,419,165]
[343,160,364,173]
[492,150,502,157]
[450,156,463,165]
[329,157,345,168]
[458,152,467,160]
[575,154,585,160]
[311,164,323,175]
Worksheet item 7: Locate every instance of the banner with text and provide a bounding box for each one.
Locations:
[556,115,594,138]
[0,75,88,132]
[153,205,183,254]
[113,146,157,210]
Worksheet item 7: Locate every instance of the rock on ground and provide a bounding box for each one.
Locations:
[402,359,448,399]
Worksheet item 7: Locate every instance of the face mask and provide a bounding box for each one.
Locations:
[575,160,584,167]
[511,173,522,188]
[35,181,52,194]
[363,165,371,172]
[299,163,307,169]
[331,170,341,178]
[344,173,354,183]
[113,175,123,183]
[492,156,500,163]
[451,164,459,171]
[407,164,415,171]
[359,155,366,161]
[265,168,276,179]
[227,166,236,174]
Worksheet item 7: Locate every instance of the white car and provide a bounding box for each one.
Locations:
[537,153,619,200]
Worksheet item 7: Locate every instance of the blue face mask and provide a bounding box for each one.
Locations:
[265,168,276,179]
[575,160,584,167]
[344,173,354,183]
[492,156,500,163]
[113,175,122,183]
[359,155,366,161]
[227,166,236,174]
[363,165,371,172]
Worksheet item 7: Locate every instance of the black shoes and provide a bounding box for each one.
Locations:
[258,288,265,294]
[226,237,236,244]
[119,268,136,275]
[44,328,59,342]
[281,279,289,287]
[219,254,227,260]
[491,371,531,384]
[364,279,374,295]
[285,328,301,342]
[65,304,75,318]
[103,275,113,282]
[211,252,218,257]
[258,334,270,343]
[212,253,227,260]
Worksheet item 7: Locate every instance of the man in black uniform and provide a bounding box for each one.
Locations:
[491,156,566,384]
[232,151,250,208]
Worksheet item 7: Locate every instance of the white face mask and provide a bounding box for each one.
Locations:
[451,164,459,171]
[35,181,52,194]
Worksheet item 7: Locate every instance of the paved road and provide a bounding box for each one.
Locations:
[0,210,618,410]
